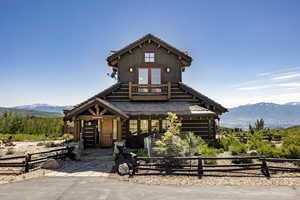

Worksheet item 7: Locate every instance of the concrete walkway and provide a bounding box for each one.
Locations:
[0,177,300,200]
[45,148,114,177]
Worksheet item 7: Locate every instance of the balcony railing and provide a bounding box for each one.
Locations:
[129,82,171,101]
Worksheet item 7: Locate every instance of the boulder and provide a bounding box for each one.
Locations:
[249,150,258,156]
[41,159,60,169]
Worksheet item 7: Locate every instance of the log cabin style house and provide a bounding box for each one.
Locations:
[64,34,228,148]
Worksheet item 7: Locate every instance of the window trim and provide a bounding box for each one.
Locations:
[138,66,162,84]
[144,51,155,63]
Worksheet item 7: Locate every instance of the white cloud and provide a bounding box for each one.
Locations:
[271,73,300,80]
[238,85,272,91]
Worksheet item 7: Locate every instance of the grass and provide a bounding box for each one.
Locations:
[0,133,61,142]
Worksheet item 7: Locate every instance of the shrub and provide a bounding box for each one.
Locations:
[200,146,217,164]
[282,144,300,159]
[256,145,282,158]
[136,149,149,157]
[6,148,16,155]
[218,135,238,151]
[62,133,74,143]
[232,154,253,164]
[230,142,247,156]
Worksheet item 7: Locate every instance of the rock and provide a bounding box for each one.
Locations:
[36,142,44,146]
[41,159,60,169]
[117,163,129,176]
[249,150,258,156]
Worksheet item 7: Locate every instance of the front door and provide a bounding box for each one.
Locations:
[101,119,113,147]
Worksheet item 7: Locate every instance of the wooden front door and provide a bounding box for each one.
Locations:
[101,119,113,147]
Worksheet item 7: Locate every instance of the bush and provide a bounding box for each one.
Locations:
[256,145,282,158]
[232,154,253,164]
[218,135,238,151]
[62,133,74,143]
[230,142,247,156]
[6,148,16,155]
[136,149,149,157]
[282,144,300,159]
[200,146,217,164]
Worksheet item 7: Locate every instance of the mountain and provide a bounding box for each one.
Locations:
[284,102,300,106]
[13,104,72,114]
[220,102,300,129]
[0,107,63,117]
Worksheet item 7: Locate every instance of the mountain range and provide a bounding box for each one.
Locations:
[12,104,72,114]
[0,107,63,117]
[1,102,300,129]
[220,102,300,129]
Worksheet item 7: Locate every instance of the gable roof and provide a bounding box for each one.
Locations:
[179,82,228,114]
[64,97,129,121]
[107,34,192,67]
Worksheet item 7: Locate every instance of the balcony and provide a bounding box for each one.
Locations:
[129,82,171,101]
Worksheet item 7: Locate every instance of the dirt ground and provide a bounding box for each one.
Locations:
[0,141,63,157]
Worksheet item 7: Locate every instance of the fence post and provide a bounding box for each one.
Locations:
[24,154,31,173]
[261,158,270,178]
[198,156,203,179]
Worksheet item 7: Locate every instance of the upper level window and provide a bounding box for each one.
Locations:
[145,52,155,62]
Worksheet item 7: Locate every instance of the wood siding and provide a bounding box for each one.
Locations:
[181,119,216,140]
[117,43,182,83]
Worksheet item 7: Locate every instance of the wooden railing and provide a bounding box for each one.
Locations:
[129,82,171,101]
[127,156,300,178]
[0,147,73,175]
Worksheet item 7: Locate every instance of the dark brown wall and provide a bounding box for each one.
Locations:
[117,42,183,83]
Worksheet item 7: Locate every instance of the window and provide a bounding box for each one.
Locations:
[162,120,168,131]
[151,120,159,133]
[140,120,148,134]
[129,120,138,135]
[138,68,148,84]
[144,52,155,62]
[151,68,161,84]
[138,67,161,85]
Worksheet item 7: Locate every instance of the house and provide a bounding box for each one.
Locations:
[63,34,228,148]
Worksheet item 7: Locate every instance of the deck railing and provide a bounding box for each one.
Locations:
[129,82,171,100]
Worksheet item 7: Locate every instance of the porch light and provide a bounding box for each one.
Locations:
[166,67,171,73]
[129,67,133,72]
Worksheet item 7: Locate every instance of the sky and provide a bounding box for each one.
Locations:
[0,0,300,108]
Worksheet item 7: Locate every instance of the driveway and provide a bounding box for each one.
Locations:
[0,177,299,200]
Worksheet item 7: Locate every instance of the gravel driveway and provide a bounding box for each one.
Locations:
[0,176,300,200]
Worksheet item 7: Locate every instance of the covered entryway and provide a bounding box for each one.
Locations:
[63,97,129,148]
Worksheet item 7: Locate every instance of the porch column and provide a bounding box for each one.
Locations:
[208,119,212,139]
[73,118,80,142]
[117,117,122,140]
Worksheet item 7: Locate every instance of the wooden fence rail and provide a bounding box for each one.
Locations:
[0,146,73,175]
[133,156,300,178]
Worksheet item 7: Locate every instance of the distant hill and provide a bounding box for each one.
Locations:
[13,104,72,114]
[220,102,300,129]
[0,107,63,117]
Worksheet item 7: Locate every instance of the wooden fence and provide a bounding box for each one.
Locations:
[0,147,73,175]
[133,156,300,178]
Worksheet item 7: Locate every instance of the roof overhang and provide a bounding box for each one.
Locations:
[64,97,129,121]
[107,34,192,67]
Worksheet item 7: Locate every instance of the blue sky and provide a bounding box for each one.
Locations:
[0,0,300,108]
